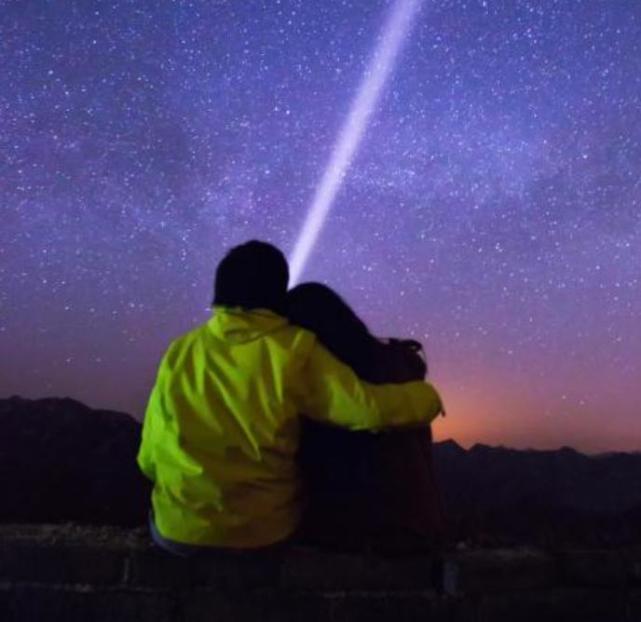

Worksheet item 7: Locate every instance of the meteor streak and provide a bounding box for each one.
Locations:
[289,0,423,285]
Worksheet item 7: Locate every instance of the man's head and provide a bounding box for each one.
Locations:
[213,240,289,313]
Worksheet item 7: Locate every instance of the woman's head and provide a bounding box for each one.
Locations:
[287,282,375,375]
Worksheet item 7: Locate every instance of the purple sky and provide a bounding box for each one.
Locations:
[1,1,640,452]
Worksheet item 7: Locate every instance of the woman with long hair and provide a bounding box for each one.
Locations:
[287,282,446,554]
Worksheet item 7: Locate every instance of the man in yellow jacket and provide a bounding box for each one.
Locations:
[137,240,444,552]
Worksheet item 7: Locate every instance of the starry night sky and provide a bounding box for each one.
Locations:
[2,1,640,452]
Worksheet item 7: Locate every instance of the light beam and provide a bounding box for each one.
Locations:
[289,0,423,285]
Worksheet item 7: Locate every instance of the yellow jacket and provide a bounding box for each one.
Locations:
[137,307,443,548]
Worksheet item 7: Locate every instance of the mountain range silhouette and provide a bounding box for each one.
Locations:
[2,396,640,547]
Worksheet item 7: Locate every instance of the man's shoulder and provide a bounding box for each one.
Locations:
[167,318,318,352]
[162,322,208,360]
[171,323,203,346]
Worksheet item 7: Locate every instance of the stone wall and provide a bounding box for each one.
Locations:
[1,525,640,621]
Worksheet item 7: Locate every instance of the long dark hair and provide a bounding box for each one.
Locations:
[286,282,381,381]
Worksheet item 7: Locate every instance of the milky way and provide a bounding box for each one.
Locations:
[1,1,640,452]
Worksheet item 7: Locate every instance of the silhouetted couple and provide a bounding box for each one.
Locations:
[138,240,445,557]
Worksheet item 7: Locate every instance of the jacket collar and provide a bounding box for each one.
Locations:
[207,306,289,342]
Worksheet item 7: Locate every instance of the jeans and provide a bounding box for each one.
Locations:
[148,511,209,557]
[148,510,292,558]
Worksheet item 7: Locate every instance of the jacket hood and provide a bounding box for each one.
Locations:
[207,306,289,344]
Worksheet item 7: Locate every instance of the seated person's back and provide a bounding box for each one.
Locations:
[288,282,446,552]
[137,241,444,550]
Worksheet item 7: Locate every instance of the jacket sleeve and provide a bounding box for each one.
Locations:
[299,339,444,430]
[137,385,160,482]
[137,352,170,482]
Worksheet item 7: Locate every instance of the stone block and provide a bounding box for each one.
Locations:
[177,588,331,622]
[0,541,125,585]
[0,585,177,622]
[453,548,555,595]
[329,592,474,622]
[628,590,641,621]
[281,549,438,591]
[0,523,150,550]
[477,588,627,622]
[558,550,626,587]
[625,552,641,587]
[126,547,282,590]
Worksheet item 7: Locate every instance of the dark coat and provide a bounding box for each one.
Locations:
[297,338,446,553]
